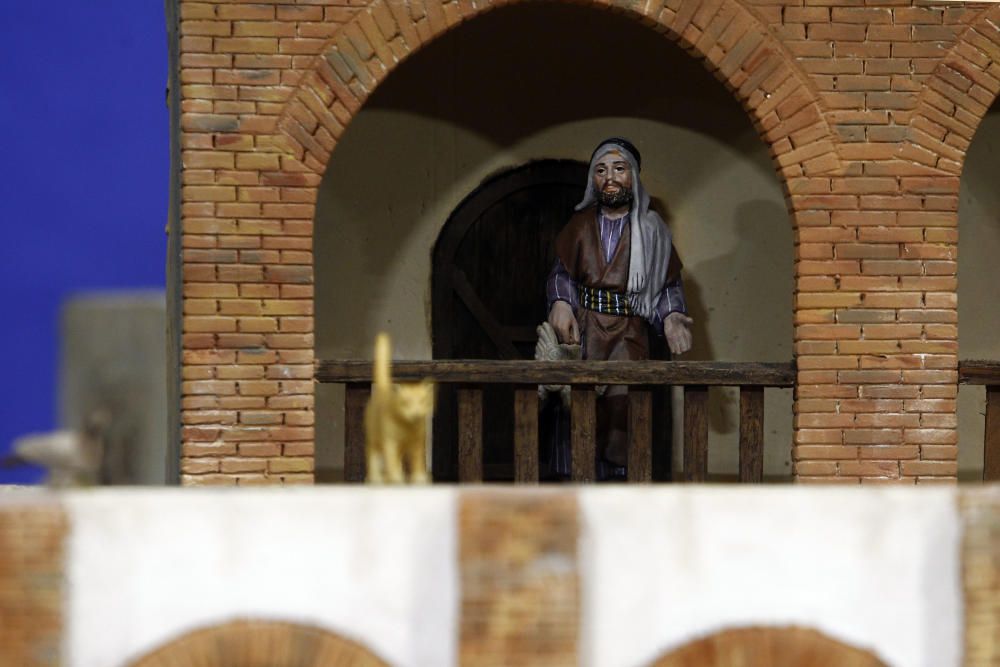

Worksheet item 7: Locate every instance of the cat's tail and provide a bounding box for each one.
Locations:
[374,333,392,387]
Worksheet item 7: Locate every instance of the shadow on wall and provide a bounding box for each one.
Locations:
[361,4,757,148]
[685,200,793,363]
[959,98,1000,479]
[672,199,793,461]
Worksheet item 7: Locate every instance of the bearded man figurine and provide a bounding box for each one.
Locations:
[546,137,693,479]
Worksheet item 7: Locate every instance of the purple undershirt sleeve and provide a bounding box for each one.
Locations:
[650,273,687,333]
[546,259,578,313]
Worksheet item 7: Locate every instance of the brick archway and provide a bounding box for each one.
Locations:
[651,626,888,667]
[266,0,837,484]
[275,0,841,180]
[127,620,389,667]
[902,6,1000,176]
[178,0,843,484]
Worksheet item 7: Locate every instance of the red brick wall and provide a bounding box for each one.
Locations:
[962,486,1000,665]
[0,498,67,667]
[177,0,1000,484]
[459,491,579,665]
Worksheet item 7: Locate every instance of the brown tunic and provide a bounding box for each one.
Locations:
[554,206,649,361]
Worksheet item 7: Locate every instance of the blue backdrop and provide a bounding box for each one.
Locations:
[0,4,168,482]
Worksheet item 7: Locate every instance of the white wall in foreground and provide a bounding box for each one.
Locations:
[578,487,962,667]
[64,489,458,667]
[62,487,963,667]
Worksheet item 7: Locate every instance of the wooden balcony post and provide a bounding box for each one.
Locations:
[571,386,597,482]
[986,386,1000,482]
[683,385,708,482]
[344,383,370,483]
[513,386,539,483]
[457,387,484,482]
[739,386,765,483]
[628,388,653,482]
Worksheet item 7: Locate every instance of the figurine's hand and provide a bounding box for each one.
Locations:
[663,312,693,356]
[548,300,580,345]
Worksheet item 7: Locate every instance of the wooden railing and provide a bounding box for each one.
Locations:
[959,360,1000,481]
[316,360,796,484]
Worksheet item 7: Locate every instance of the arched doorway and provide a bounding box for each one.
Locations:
[651,626,888,667]
[127,620,389,667]
[431,160,587,480]
[312,3,794,481]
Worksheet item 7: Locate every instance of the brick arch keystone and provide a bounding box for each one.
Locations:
[127,620,389,667]
[272,0,844,183]
[902,6,1000,176]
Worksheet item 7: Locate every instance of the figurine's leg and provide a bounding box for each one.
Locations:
[367,446,384,484]
[384,438,405,483]
[408,435,429,484]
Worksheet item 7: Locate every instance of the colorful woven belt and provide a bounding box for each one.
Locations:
[577,285,632,316]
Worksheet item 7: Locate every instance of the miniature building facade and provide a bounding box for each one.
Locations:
[176,0,1000,484]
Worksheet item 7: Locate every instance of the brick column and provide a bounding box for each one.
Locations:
[0,498,67,667]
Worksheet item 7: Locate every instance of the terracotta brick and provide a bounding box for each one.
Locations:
[839,460,900,477]
[234,22,294,38]
[182,442,237,457]
[184,185,237,202]
[797,413,855,428]
[843,429,903,445]
[794,445,858,459]
[216,37,279,54]
[901,460,958,476]
[859,355,923,370]
[862,260,923,276]
[920,444,957,459]
[836,342,900,358]
[797,324,861,339]
[220,457,268,473]
[181,458,220,474]
[181,473,238,486]
[858,445,919,459]
[904,428,957,444]
[794,460,838,476]
[268,457,314,474]
[795,426,846,444]
[797,292,863,308]
[836,244,898,259]
[218,6,275,20]
[860,292,923,308]
[237,442,282,457]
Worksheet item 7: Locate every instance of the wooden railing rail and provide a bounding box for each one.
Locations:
[959,360,1000,481]
[316,360,796,484]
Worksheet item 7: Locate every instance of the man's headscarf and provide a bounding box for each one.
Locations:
[576,138,672,320]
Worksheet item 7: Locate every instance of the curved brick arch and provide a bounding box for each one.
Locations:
[902,6,1000,175]
[274,0,843,181]
[127,620,389,667]
[650,626,888,667]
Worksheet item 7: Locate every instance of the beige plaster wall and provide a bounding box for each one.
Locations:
[314,4,793,480]
[958,103,1000,480]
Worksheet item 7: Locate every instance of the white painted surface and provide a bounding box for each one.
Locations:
[578,487,962,667]
[61,486,964,667]
[64,489,458,667]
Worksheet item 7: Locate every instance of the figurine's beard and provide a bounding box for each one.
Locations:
[598,186,633,210]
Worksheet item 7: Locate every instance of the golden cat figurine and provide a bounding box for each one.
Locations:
[364,333,434,484]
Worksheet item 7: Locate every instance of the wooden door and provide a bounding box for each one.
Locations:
[432,160,588,481]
